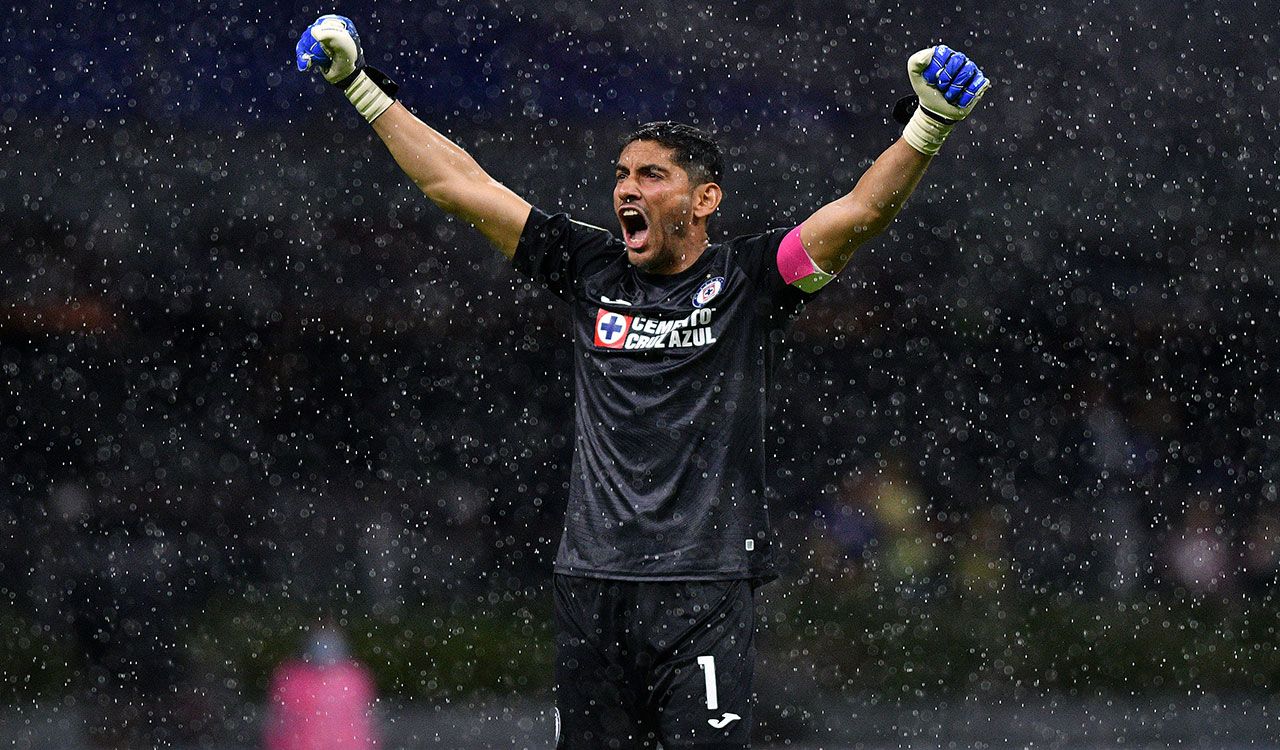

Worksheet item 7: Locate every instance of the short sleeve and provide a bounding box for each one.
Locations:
[512,208,622,302]
[725,226,819,319]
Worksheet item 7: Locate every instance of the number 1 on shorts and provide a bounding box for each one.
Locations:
[697,655,718,710]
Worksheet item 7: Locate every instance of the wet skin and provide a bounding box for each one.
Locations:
[613,140,719,275]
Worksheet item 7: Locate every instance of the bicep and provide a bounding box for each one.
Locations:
[797,198,874,275]
[799,139,933,273]
[371,103,532,258]
[450,182,533,259]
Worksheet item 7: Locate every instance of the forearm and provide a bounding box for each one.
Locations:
[840,138,931,237]
[797,45,990,278]
[802,138,931,270]
[370,103,530,256]
[373,104,486,209]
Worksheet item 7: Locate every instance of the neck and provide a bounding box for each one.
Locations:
[660,227,711,275]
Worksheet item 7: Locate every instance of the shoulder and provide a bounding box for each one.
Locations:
[720,226,791,258]
[514,208,626,299]
[521,208,620,252]
[714,226,793,279]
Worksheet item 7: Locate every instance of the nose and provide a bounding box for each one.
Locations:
[616,175,639,203]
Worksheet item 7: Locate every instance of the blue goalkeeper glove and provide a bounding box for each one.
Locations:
[899,45,991,155]
[296,14,398,123]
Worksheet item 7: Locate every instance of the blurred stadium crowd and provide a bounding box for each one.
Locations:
[1,0,1278,742]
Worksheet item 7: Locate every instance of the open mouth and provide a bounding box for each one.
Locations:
[619,206,650,250]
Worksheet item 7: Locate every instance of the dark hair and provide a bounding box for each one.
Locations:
[622,122,723,185]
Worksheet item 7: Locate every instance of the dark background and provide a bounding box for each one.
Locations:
[1,0,1278,745]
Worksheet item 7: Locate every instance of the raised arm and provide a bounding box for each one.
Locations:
[795,46,991,281]
[801,138,932,274]
[370,104,531,257]
[296,15,531,257]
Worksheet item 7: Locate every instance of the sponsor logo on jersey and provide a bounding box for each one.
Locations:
[593,307,717,351]
[692,276,725,308]
[594,308,632,348]
[708,713,741,729]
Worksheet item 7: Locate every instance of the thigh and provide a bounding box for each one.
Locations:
[553,575,656,750]
[642,580,756,749]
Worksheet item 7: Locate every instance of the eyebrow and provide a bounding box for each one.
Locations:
[614,163,668,174]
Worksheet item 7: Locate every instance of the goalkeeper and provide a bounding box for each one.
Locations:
[297,15,989,749]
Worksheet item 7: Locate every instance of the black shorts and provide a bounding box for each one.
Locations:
[553,574,757,749]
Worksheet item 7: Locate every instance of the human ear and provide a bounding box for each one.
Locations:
[693,182,722,219]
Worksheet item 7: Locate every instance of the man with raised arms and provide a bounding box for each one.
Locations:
[296,15,989,749]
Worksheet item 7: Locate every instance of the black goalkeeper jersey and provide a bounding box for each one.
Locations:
[513,208,821,581]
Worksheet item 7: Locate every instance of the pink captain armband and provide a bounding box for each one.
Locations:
[776,225,836,293]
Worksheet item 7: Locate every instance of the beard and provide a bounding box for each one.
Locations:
[628,218,691,273]
[629,243,680,274]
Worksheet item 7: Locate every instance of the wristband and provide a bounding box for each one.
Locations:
[901,106,956,156]
[337,66,399,123]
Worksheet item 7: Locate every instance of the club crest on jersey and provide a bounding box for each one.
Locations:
[692,276,725,308]
[594,308,632,348]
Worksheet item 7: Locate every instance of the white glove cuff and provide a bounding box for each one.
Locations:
[902,107,955,156]
[344,71,395,123]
